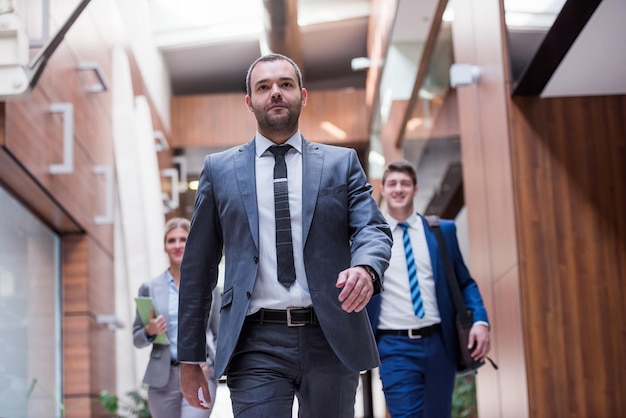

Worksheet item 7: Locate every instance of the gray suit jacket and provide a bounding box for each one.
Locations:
[133,270,220,388]
[178,137,393,378]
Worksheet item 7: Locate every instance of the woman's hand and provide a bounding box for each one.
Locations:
[145,307,167,337]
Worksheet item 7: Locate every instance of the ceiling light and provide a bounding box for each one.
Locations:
[320,121,347,140]
[351,57,371,71]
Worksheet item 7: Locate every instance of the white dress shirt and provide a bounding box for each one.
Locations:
[248,132,312,314]
[378,213,442,330]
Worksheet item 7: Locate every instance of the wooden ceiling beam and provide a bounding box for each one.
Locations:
[263,0,304,72]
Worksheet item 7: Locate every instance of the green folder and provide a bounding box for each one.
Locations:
[135,297,170,345]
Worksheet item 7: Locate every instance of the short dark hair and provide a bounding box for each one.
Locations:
[382,160,418,186]
[245,53,304,96]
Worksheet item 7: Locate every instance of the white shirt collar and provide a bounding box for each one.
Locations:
[255,131,302,157]
[385,212,420,231]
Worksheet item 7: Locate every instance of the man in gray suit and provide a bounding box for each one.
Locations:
[177,53,392,417]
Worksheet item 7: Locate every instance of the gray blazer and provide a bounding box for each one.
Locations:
[178,137,393,378]
[133,270,220,388]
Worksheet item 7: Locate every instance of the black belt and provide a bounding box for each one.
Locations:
[377,323,441,339]
[170,360,180,366]
[245,308,318,327]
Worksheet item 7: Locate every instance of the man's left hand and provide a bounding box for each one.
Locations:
[336,266,374,313]
[468,323,491,362]
[180,363,211,410]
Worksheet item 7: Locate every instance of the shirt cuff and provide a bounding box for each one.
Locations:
[473,320,490,330]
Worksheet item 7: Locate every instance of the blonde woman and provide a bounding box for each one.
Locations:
[133,217,220,417]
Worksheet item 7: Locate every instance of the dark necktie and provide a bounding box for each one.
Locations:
[269,145,296,288]
[399,222,425,318]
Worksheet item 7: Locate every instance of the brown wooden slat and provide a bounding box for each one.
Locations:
[171,89,369,149]
[381,99,408,162]
[5,90,100,234]
[63,236,91,397]
[451,1,522,417]
[510,95,626,417]
[0,128,82,232]
[171,93,255,148]
[263,0,303,70]
[365,0,399,112]
[300,89,369,144]
[62,235,116,414]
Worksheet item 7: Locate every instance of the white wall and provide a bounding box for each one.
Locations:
[113,0,172,132]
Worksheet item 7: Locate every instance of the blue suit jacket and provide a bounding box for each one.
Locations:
[367,215,488,364]
[178,137,393,377]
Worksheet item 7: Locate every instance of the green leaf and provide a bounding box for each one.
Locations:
[99,390,119,413]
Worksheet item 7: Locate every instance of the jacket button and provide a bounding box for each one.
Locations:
[253,256,259,263]
[246,292,251,299]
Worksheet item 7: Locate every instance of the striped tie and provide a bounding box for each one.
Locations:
[269,145,296,288]
[398,222,424,318]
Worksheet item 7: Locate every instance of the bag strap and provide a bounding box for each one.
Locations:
[424,215,473,329]
[426,216,499,371]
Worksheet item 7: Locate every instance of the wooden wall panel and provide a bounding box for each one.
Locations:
[0,3,130,416]
[62,235,115,417]
[494,265,529,418]
[299,89,369,144]
[37,32,114,169]
[88,238,115,317]
[171,93,255,148]
[62,315,92,410]
[0,117,82,233]
[404,90,460,142]
[62,235,91,400]
[381,99,408,163]
[171,89,369,149]
[5,90,102,236]
[510,95,626,418]
[4,9,115,250]
[451,1,521,417]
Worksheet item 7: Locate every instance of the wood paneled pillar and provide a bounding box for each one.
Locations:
[62,235,115,417]
[451,0,525,417]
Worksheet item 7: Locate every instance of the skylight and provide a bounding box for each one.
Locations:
[504,0,567,28]
[150,0,264,48]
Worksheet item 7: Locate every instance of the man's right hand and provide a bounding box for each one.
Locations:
[180,363,211,410]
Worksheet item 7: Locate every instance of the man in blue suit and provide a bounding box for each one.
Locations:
[177,54,392,417]
[367,160,491,418]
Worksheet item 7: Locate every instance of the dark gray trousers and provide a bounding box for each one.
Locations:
[226,322,360,418]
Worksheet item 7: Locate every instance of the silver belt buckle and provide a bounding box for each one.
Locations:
[286,307,306,327]
[408,329,423,339]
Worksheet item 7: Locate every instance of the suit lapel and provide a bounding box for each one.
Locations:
[234,139,259,250]
[302,138,322,243]
[152,272,170,321]
[421,215,441,284]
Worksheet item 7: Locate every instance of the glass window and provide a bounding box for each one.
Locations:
[0,187,62,418]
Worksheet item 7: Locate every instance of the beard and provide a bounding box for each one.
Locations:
[254,101,302,134]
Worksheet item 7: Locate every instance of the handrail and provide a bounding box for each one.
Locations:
[161,168,180,213]
[78,61,109,93]
[93,165,114,225]
[29,0,50,48]
[49,103,74,174]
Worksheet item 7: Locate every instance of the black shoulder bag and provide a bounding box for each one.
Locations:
[425,215,498,376]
